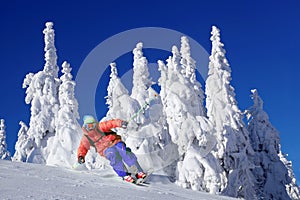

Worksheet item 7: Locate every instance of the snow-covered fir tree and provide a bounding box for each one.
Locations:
[130,43,170,171]
[158,37,225,194]
[46,61,82,167]
[160,44,198,156]
[22,22,60,163]
[131,42,153,124]
[18,22,81,166]
[246,89,300,200]
[105,62,140,122]
[179,36,205,116]
[12,121,32,162]
[205,26,256,199]
[0,119,11,160]
[279,153,300,200]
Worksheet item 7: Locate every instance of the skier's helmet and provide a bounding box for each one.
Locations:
[83,115,97,130]
[83,115,96,124]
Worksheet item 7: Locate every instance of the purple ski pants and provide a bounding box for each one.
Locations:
[104,141,142,177]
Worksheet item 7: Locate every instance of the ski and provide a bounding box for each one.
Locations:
[135,168,153,185]
[122,169,154,186]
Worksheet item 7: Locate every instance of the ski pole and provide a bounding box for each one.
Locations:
[128,93,158,123]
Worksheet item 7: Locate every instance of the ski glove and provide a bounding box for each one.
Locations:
[78,156,85,164]
[121,121,128,129]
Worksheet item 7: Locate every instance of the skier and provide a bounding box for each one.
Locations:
[77,115,146,183]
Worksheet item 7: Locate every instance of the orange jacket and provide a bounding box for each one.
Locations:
[77,119,123,157]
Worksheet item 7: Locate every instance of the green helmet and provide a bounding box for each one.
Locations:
[83,115,96,124]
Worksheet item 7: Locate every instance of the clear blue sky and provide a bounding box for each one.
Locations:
[0,0,299,183]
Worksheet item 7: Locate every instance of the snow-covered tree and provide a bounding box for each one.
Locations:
[43,22,59,77]
[179,36,205,116]
[180,36,197,83]
[16,22,82,167]
[279,153,300,200]
[58,61,79,119]
[158,37,225,194]
[246,89,300,199]
[0,119,11,160]
[125,43,175,173]
[131,42,153,124]
[205,26,256,199]
[22,22,60,164]
[12,121,32,162]
[106,62,140,122]
[161,44,201,156]
[46,61,82,167]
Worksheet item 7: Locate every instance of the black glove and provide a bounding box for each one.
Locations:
[121,121,128,129]
[78,156,85,164]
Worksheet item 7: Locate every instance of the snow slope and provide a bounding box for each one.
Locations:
[0,160,236,200]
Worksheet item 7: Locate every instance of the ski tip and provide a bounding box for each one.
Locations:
[146,168,154,174]
[72,162,86,170]
[72,162,80,169]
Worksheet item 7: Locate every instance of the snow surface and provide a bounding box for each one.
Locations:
[0,159,236,200]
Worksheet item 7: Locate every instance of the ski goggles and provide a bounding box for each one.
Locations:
[85,123,96,131]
